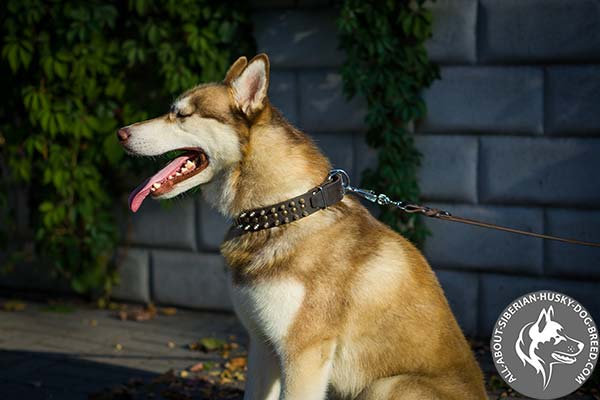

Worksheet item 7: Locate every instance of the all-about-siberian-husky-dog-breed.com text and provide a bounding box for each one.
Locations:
[118,54,487,400]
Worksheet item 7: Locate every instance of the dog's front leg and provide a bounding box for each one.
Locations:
[245,337,281,400]
[279,339,336,400]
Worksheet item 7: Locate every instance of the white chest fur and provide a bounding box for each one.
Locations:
[230,278,305,351]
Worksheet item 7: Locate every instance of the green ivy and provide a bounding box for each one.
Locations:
[0,0,254,297]
[337,0,439,247]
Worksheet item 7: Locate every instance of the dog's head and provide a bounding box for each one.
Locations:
[515,306,584,388]
[118,54,270,212]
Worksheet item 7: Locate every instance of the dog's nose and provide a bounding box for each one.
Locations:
[117,127,131,142]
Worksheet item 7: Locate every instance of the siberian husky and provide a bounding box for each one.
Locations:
[119,54,487,400]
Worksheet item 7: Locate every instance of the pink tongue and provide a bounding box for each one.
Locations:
[128,155,190,212]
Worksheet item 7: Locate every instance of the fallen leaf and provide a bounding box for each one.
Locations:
[114,343,123,351]
[117,305,156,321]
[159,307,177,316]
[227,357,247,371]
[167,341,176,349]
[179,370,189,378]
[189,337,227,352]
[189,362,204,372]
[2,300,26,312]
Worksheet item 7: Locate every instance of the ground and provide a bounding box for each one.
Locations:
[0,297,597,400]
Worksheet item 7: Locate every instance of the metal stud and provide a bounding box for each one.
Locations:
[245,217,250,223]
[244,225,251,231]
[273,213,278,219]
[253,224,260,230]
[240,212,247,218]
[291,207,297,213]
[284,217,290,223]
[302,211,309,217]
[282,210,288,216]
[279,204,286,210]
[299,198,305,204]
[293,214,299,220]
[271,207,277,213]
[252,217,259,223]
[260,210,266,216]
[300,204,305,209]
[249,211,256,217]
[289,201,296,207]
[262,215,268,221]
[274,220,280,226]
[263,222,269,229]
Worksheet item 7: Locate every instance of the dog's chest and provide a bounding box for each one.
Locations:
[229,278,305,348]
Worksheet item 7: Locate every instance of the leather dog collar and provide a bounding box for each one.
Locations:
[228,173,345,238]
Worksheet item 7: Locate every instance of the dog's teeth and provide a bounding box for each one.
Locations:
[151,187,156,192]
[185,160,194,168]
[168,175,174,180]
[181,167,188,173]
[152,183,161,189]
[175,172,182,177]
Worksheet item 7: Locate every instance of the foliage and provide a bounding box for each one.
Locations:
[0,0,254,296]
[337,0,439,247]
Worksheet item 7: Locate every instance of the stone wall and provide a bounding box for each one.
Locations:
[5,0,600,338]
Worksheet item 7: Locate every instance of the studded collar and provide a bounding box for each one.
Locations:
[227,173,345,238]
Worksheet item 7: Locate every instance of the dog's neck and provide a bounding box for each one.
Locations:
[203,106,331,217]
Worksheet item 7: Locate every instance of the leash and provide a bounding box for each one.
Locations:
[329,169,600,248]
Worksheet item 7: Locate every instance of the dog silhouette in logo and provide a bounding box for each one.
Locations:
[515,306,584,389]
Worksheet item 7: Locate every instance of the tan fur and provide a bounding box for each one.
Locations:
[121,54,487,400]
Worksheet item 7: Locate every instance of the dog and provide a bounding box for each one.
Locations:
[515,306,584,389]
[118,54,487,400]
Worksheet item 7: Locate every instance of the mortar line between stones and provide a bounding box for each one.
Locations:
[475,135,481,205]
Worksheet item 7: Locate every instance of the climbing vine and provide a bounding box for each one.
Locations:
[338,0,439,247]
[0,0,254,297]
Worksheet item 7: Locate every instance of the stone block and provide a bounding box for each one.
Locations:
[352,133,378,185]
[122,197,197,251]
[354,134,478,203]
[298,70,366,132]
[269,70,299,125]
[111,247,150,303]
[479,0,600,62]
[416,135,478,203]
[435,269,479,337]
[546,66,600,136]
[479,273,600,338]
[423,204,543,275]
[421,67,543,134]
[426,0,477,64]
[197,198,229,252]
[253,10,344,67]
[545,208,600,279]
[312,132,354,174]
[152,250,232,311]
[479,137,600,207]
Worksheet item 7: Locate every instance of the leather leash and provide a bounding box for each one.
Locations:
[330,169,600,248]
[229,169,600,248]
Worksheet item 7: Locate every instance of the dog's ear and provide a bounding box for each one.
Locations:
[229,53,270,117]
[535,307,552,333]
[224,56,248,84]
